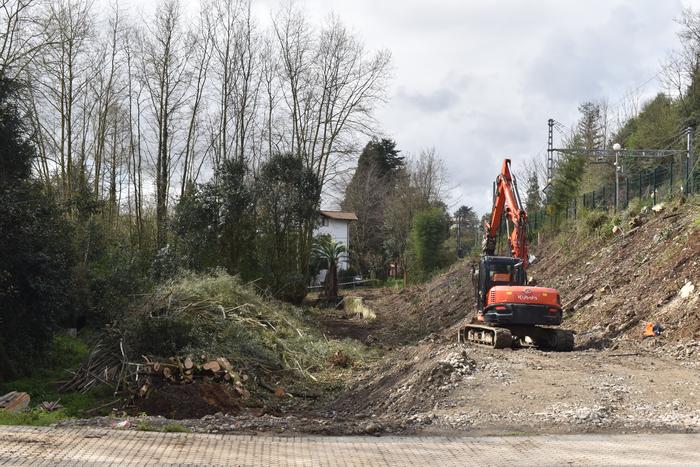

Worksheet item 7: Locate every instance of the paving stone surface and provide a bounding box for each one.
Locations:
[0,426,699,466]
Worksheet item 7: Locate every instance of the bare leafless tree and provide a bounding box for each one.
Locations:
[27,0,94,198]
[92,5,125,201]
[180,4,212,196]
[124,26,145,245]
[10,0,393,260]
[411,147,449,205]
[231,0,260,163]
[0,0,46,79]
[139,0,193,248]
[258,34,281,167]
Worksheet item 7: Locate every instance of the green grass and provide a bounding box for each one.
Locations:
[0,334,115,423]
[0,408,68,426]
[383,277,405,289]
[163,423,190,433]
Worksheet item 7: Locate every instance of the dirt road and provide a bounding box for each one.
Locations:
[318,331,700,436]
[2,426,700,466]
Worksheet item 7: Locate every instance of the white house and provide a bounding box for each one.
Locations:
[314,210,357,272]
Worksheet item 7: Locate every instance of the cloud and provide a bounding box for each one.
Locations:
[525,0,681,105]
[396,86,460,112]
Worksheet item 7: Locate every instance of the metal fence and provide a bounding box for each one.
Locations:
[579,160,696,212]
[528,157,699,234]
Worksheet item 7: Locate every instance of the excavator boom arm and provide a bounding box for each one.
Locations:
[483,159,529,267]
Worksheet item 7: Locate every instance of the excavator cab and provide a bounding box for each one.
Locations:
[472,254,562,328]
[473,256,526,311]
[464,254,571,349]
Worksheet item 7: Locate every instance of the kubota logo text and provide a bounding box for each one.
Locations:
[517,293,538,301]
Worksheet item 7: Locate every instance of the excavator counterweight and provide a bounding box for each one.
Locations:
[458,159,574,351]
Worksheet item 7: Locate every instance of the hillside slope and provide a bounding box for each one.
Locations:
[321,261,474,348]
[531,200,700,347]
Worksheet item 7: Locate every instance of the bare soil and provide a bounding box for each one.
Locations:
[531,201,700,344]
[133,381,241,419]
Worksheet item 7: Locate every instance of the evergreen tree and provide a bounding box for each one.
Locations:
[0,79,74,380]
[343,137,404,276]
[613,94,683,174]
[409,207,450,276]
[453,205,479,256]
[173,159,256,275]
[525,172,542,214]
[355,138,404,178]
[577,102,605,150]
[256,153,321,303]
[548,135,586,222]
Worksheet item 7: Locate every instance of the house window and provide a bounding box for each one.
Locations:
[320,217,329,227]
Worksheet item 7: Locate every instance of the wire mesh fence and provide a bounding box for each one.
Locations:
[528,157,699,236]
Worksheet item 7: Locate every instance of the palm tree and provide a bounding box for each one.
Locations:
[313,234,347,298]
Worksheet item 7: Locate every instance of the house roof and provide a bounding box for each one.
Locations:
[320,210,358,221]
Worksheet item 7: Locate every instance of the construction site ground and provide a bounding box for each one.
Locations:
[59,282,700,437]
[53,201,700,438]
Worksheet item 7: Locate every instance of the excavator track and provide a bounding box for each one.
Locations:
[459,324,574,351]
[459,324,513,349]
[549,329,575,352]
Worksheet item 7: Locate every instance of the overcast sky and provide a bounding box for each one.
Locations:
[291,0,700,214]
[129,0,700,214]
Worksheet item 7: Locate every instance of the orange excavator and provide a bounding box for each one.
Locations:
[458,159,574,351]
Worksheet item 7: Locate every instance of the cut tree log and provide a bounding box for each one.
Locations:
[0,392,30,413]
[202,361,221,373]
[216,357,233,372]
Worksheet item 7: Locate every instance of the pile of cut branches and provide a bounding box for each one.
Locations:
[123,270,323,378]
[62,270,373,408]
[59,327,127,394]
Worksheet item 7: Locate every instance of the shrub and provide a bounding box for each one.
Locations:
[580,210,610,235]
[70,217,150,327]
[409,207,450,276]
[0,79,75,380]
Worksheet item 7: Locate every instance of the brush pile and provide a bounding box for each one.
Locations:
[59,327,125,394]
[62,270,370,416]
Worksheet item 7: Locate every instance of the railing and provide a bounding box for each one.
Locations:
[307,278,381,291]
